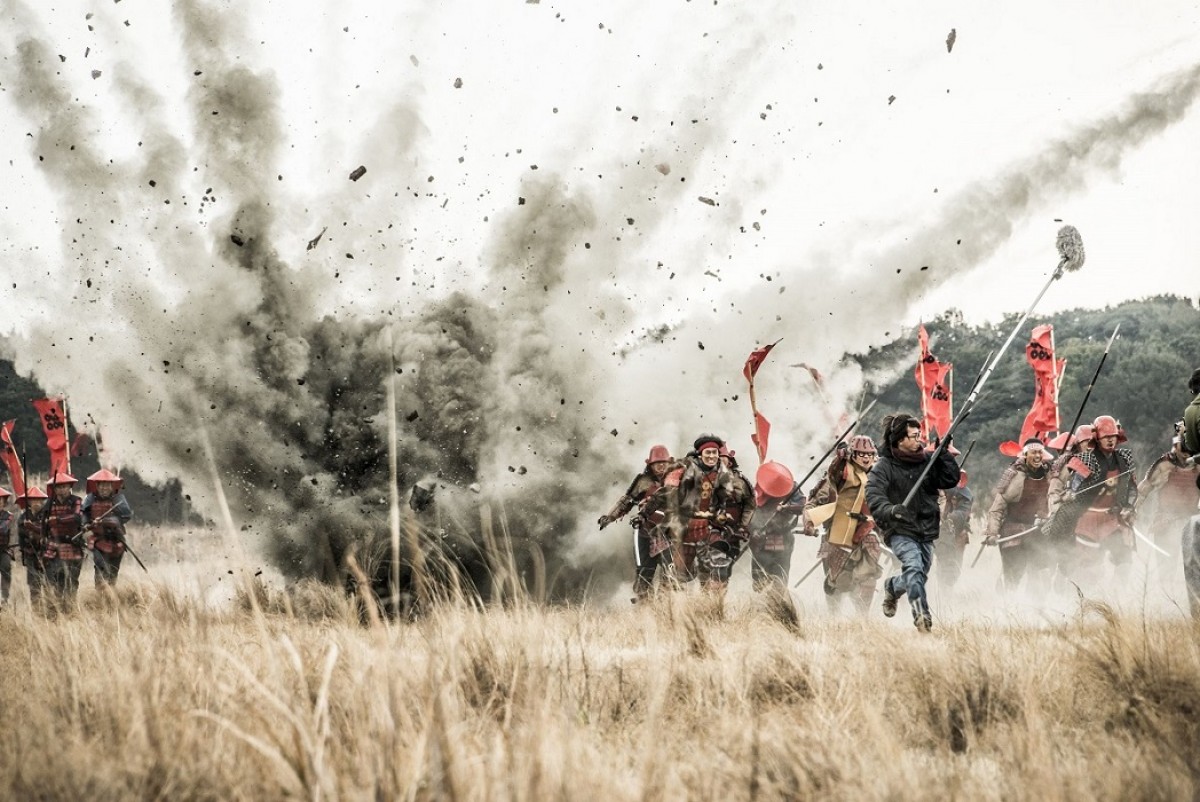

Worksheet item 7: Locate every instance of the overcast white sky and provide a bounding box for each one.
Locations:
[2,0,1199,483]
[3,0,1198,330]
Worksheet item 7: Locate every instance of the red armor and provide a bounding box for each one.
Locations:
[1075,467,1125,544]
[999,475,1050,548]
[86,497,127,555]
[684,470,719,544]
[0,509,12,550]
[43,495,84,561]
[1156,465,1200,521]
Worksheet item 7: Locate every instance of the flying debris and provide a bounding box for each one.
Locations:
[230,234,245,247]
[888,95,896,105]
[946,28,957,53]
[698,196,716,206]
[306,226,328,251]
[349,165,367,181]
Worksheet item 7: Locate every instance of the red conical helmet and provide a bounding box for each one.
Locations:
[957,470,969,488]
[849,435,876,455]
[645,445,672,465]
[18,486,48,509]
[47,472,77,487]
[1092,415,1126,443]
[756,461,795,499]
[87,468,124,494]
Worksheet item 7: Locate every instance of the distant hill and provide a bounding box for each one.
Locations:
[851,294,1200,501]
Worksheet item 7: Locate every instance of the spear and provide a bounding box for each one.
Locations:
[1059,323,1121,448]
[902,226,1086,509]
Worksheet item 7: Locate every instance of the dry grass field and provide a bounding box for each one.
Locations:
[2,526,1198,801]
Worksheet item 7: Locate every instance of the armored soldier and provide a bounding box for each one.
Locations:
[42,473,85,601]
[936,470,974,590]
[983,439,1052,593]
[748,461,804,591]
[0,488,13,605]
[1046,425,1095,520]
[705,446,757,590]
[659,435,737,589]
[805,435,885,613]
[82,468,134,587]
[17,487,48,603]
[1065,416,1138,588]
[1135,426,1199,561]
[599,445,675,600]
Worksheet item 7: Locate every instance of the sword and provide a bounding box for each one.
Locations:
[792,558,823,588]
[970,522,1041,568]
[1131,526,1171,558]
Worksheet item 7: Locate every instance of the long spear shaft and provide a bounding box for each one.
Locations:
[794,398,878,491]
[902,227,1085,508]
[1060,323,1121,444]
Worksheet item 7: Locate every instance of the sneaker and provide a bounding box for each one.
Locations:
[881,582,898,618]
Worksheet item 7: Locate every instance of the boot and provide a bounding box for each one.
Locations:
[911,597,933,632]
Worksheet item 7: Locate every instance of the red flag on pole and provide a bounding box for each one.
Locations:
[1018,324,1065,444]
[745,340,782,465]
[914,325,953,439]
[32,397,71,478]
[0,420,25,497]
[926,362,954,440]
[751,411,771,464]
[743,339,781,383]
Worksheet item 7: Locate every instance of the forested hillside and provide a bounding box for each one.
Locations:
[854,294,1200,499]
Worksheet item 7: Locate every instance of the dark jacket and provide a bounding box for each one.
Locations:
[865,447,961,543]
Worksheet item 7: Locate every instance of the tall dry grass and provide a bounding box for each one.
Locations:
[2,576,1199,801]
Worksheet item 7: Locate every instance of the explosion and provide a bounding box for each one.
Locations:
[2,2,1198,604]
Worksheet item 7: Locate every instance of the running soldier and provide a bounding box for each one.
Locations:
[982,439,1052,594]
[598,445,675,600]
[1135,425,1199,562]
[936,470,974,591]
[1047,425,1095,519]
[660,435,737,589]
[1055,416,1138,590]
[747,461,804,591]
[707,446,756,590]
[866,414,961,632]
[42,473,85,602]
[82,468,134,587]
[0,488,13,606]
[17,487,48,603]
[805,435,885,614]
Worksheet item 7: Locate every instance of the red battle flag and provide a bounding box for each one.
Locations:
[32,397,71,479]
[1018,324,1065,444]
[0,420,25,497]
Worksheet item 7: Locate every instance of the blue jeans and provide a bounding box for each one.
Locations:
[885,535,933,621]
